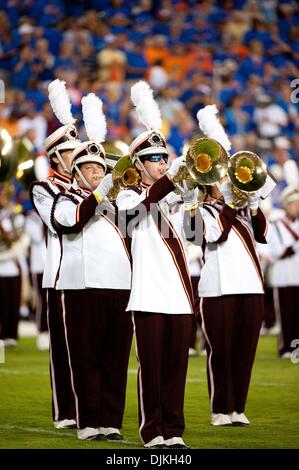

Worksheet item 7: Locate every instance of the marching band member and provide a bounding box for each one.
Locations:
[198,181,267,426]
[116,81,194,449]
[25,209,48,350]
[51,94,132,441]
[30,79,81,429]
[265,186,299,359]
[195,105,268,427]
[0,184,29,347]
[185,242,205,356]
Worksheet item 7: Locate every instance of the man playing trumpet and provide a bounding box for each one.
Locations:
[116,81,195,449]
[186,105,270,427]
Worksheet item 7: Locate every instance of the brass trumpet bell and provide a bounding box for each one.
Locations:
[186,137,228,185]
[108,155,140,200]
[113,155,139,186]
[15,137,36,190]
[228,151,267,193]
[0,128,18,182]
[103,140,130,171]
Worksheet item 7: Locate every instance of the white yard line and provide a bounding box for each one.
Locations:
[0,424,74,437]
[0,369,49,376]
[0,424,140,446]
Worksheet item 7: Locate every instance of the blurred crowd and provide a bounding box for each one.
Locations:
[0,0,298,197]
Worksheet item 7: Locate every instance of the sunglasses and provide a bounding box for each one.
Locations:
[141,154,168,163]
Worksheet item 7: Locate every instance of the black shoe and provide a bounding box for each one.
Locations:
[166,444,189,449]
[231,422,249,427]
[145,444,167,449]
[86,434,107,441]
[106,433,124,441]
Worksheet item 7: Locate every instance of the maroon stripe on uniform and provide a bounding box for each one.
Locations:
[280,218,299,241]
[211,203,264,287]
[251,208,268,243]
[54,232,63,289]
[101,210,132,264]
[216,205,237,243]
[202,203,236,243]
[52,171,72,184]
[52,193,98,235]
[232,218,264,287]
[154,205,194,313]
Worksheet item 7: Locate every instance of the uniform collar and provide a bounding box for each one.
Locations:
[53,170,72,184]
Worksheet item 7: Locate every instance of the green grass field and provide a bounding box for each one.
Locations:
[0,335,298,449]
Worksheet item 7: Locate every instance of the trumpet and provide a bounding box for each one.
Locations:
[173,137,268,205]
[107,155,140,201]
[228,151,267,192]
[173,137,228,189]
[228,151,267,205]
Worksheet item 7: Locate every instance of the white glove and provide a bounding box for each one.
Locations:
[166,155,186,178]
[219,180,234,205]
[176,180,198,206]
[93,173,113,202]
[248,190,261,211]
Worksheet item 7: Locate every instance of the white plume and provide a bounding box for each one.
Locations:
[196,104,231,152]
[81,93,107,143]
[48,79,76,125]
[131,80,162,131]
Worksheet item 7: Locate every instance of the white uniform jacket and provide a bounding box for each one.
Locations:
[187,243,203,278]
[266,216,299,287]
[30,171,73,288]
[198,199,268,297]
[0,209,28,277]
[116,175,194,314]
[52,189,131,290]
[25,211,46,274]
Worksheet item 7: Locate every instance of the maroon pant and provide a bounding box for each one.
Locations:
[0,276,21,340]
[190,276,200,348]
[200,294,264,414]
[263,286,276,329]
[274,286,299,356]
[47,288,76,423]
[132,311,192,445]
[31,273,48,333]
[62,288,132,430]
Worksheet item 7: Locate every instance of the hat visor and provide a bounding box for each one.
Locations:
[71,155,107,172]
[56,140,82,151]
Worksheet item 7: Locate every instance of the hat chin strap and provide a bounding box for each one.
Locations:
[136,156,156,184]
[74,164,93,191]
[53,149,72,176]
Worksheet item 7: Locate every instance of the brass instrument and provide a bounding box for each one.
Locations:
[0,128,19,182]
[103,140,130,172]
[173,137,229,189]
[15,136,36,190]
[228,151,267,204]
[0,128,36,189]
[108,155,140,201]
[173,137,268,206]
[101,139,140,200]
